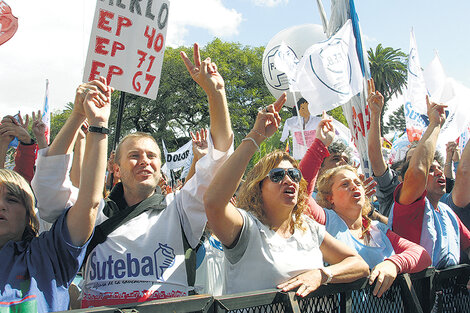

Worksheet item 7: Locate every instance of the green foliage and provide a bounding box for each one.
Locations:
[327,106,348,126]
[368,44,407,134]
[50,108,72,141]
[103,39,277,154]
[385,104,406,134]
[48,39,349,175]
[248,131,284,172]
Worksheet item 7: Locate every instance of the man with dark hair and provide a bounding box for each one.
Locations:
[281,97,318,160]
[319,140,352,175]
[389,96,470,269]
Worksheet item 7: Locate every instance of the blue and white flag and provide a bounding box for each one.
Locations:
[315,0,372,177]
[42,79,51,144]
[295,19,363,116]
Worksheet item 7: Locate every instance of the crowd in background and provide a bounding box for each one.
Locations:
[0,43,469,312]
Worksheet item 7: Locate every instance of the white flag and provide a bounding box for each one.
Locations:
[404,29,428,142]
[434,78,470,148]
[406,30,428,114]
[273,42,300,92]
[162,140,192,171]
[295,20,363,116]
[424,53,446,97]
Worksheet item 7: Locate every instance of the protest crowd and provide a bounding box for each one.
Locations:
[1,1,470,313]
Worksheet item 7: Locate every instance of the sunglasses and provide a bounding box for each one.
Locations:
[267,168,302,183]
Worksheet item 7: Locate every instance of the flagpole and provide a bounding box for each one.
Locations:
[315,0,329,34]
[292,92,308,150]
[109,90,126,189]
[113,91,126,151]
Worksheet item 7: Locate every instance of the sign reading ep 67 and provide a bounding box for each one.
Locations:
[83,0,170,99]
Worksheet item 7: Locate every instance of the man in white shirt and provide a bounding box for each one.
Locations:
[31,44,234,307]
[281,98,352,160]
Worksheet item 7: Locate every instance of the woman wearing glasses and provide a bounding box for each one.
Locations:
[204,93,369,297]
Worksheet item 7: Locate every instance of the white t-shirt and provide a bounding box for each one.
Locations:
[194,235,225,296]
[280,115,352,160]
[223,209,325,295]
[31,137,233,307]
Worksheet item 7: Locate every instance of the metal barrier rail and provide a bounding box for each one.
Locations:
[59,265,470,313]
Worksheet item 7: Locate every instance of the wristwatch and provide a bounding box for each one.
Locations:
[88,126,109,134]
[320,267,333,285]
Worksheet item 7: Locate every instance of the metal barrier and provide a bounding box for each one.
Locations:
[59,265,470,313]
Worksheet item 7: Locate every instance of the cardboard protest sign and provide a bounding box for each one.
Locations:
[84,0,170,99]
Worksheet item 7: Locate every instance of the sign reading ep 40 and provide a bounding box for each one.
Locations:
[83,0,170,99]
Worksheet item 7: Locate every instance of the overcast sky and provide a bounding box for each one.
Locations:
[1,0,469,118]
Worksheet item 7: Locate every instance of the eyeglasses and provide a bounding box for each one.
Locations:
[267,168,302,183]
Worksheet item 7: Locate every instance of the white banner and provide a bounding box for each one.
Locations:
[83,0,170,99]
[404,29,428,142]
[424,53,446,97]
[295,20,363,116]
[434,78,470,148]
[162,140,193,171]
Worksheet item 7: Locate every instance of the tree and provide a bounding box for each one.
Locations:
[50,107,72,142]
[105,39,286,154]
[368,44,407,134]
[385,104,405,134]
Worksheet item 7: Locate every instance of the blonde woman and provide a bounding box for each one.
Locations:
[300,113,432,298]
[204,94,369,297]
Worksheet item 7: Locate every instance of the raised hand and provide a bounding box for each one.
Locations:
[445,141,461,163]
[180,43,224,94]
[252,93,287,139]
[369,260,399,298]
[0,115,17,144]
[107,150,116,175]
[190,128,209,161]
[316,111,335,147]
[74,76,111,118]
[359,174,377,198]
[0,113,32,144]
[367,79,384,118]
[426,95,447,127]
[31,110,48,148]
[31,110,46,138]
[82,78,113,126]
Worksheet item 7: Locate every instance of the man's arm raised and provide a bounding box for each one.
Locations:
[66,83,113,246]
[180,43,233,152]
[398,96,446,205]
[367,79,388,177]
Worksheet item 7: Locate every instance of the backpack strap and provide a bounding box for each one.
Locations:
[84,193,165,262]
[182,225,206,294]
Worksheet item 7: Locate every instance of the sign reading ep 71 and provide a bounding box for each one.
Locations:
[83,0,170,99]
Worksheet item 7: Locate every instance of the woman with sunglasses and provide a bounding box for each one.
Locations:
[204,93,369,297]
[299,112,432,298]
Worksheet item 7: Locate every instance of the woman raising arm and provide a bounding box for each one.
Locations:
[203,93,369,297]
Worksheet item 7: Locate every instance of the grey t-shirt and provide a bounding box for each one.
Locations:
[223,209,325,294]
